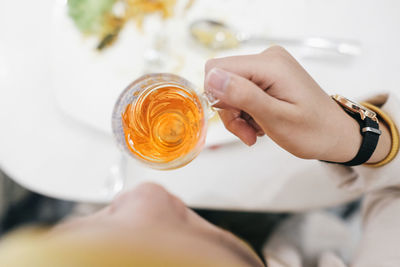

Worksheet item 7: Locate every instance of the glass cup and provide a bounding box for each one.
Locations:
[112,73,216,170]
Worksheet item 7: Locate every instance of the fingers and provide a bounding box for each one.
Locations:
[205,54,273,89]
[205,68,278,119]
[205,54,262,80]
[218,109,258,146]
[204,46,290,89]
[241,111,264,136]
[204,46,298,147]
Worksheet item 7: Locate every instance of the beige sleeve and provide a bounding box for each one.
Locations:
[322,93,400,267]
[350,187,400,267]
[340,93,400,267]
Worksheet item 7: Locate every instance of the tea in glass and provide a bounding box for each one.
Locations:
[112,73,210,170]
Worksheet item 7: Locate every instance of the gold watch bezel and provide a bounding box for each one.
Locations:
[332,94,379,122]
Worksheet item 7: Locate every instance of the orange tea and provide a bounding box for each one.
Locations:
[122,85,205,164]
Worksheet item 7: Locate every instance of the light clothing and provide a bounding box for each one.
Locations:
[263,93,400,267]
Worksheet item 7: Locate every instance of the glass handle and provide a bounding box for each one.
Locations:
[201,91,220,120]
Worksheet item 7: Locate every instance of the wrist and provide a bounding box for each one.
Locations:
[322,102,392,164]
[324,109,363,163]
[339,116,391,164]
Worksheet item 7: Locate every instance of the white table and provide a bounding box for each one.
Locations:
[1,0,399,211]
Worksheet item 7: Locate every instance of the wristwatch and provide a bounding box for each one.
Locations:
[330,94,382,166]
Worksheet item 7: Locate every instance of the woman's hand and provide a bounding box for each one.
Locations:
[204,46,391,163]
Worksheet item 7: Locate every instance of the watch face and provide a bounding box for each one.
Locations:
[332,95,360,112]
[332,94,378,122]
[345,98,360,109]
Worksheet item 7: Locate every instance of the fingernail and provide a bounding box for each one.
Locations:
[205,68,230,99]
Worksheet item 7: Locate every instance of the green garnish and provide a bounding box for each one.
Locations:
[68,0,116,35]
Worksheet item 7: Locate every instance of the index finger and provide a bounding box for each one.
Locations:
[204,53,274,90]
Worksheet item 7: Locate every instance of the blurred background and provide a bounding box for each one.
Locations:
[0,0,399,259]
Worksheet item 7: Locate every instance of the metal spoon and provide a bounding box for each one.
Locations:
[190,19,361,56]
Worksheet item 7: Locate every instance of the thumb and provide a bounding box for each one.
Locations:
[205,67,276,118]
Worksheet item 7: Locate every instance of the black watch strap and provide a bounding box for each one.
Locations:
[341,113,381,166]
[322,110,381,166]
[322,95,382,167]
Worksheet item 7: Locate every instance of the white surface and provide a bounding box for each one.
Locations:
[1,0,400,210]
[51,0,307,145]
